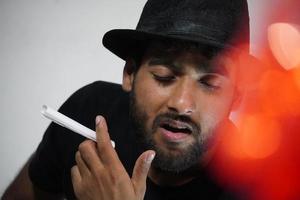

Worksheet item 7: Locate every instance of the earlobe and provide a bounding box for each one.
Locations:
[122,59,136,92]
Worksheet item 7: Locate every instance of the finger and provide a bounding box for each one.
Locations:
[95,116,123,167]
[75,151,90,177]
[78,140,104,175]
[95,115,110,150]
[131,150,155,198]
[71,165,82,194]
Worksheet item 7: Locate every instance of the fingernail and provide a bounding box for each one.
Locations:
[95,116,102,125]
[146,152,155,164]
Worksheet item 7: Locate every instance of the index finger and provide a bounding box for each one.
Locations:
[95,116,123,167]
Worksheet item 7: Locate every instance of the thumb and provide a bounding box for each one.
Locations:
[131,150,155,199]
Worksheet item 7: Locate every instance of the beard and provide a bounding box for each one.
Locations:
[129,89,213,174]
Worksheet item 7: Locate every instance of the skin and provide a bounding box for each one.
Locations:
[71,44,241,199]
[71,116,155,200]
[125,46,240,185]
[1,43,241,200]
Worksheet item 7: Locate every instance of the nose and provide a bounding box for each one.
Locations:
[167,79,196,115]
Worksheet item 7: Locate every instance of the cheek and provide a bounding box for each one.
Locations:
[207,97,233,117]
[133,73,169,123]
[196,92,235,133]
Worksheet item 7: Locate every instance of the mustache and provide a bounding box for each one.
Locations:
[152,112,201,135]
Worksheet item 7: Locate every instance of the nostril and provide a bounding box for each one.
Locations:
[183,109,193,115]
[167,107,194,116]
[167,107,179,113]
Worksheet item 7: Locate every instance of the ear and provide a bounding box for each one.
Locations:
[231,87,243,111]
[122,59,136,92]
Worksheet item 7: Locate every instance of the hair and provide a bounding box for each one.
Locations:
[125,38,224,73]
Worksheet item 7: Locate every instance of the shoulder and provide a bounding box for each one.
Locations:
[83,80,124,95]
[58,81,128,124]
[63,81,124,106]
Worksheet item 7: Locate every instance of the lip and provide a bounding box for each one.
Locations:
[162,120,193,132]
[158,127,191,142]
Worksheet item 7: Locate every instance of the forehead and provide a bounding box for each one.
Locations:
[143,40,219,58]
[142,40,238,75]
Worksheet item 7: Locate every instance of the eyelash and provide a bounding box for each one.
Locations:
[199,79,220,91]
[152,73,175,84]
[152,73,221,91]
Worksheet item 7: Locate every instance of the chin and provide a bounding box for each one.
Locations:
[150,139,203,173]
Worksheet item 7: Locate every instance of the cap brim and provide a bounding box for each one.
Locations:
[102,29,237,60]
[102,29,258,67]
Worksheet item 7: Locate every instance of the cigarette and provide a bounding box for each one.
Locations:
[41,105,115,148]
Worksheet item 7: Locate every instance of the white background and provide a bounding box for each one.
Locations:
[0,0,276,195]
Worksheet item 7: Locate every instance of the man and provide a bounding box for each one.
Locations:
[2,0,251,199]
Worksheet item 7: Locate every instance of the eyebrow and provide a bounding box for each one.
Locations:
[148,58,182,73]
[147,57,229,77]
[202,61,229,77]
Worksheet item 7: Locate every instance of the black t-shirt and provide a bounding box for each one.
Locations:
[29,81,237,200]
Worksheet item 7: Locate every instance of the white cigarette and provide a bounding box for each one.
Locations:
[41,105,115,148]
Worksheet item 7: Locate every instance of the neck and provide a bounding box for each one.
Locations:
[147,149,217,187]
[148,165,202,187]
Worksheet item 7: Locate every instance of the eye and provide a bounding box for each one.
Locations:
[152,73,176,84]
[199,75,222,91]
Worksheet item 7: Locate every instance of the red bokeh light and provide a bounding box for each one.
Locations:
[208,1,300,197]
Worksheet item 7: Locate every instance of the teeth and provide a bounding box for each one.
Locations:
[162,124,191,134]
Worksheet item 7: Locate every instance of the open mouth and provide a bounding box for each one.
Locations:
[160,120,193,135]
[161,123,192,134]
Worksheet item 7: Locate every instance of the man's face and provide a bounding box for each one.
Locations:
[123,42,239,173]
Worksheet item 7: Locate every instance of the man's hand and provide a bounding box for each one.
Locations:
[71,116,155,200]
